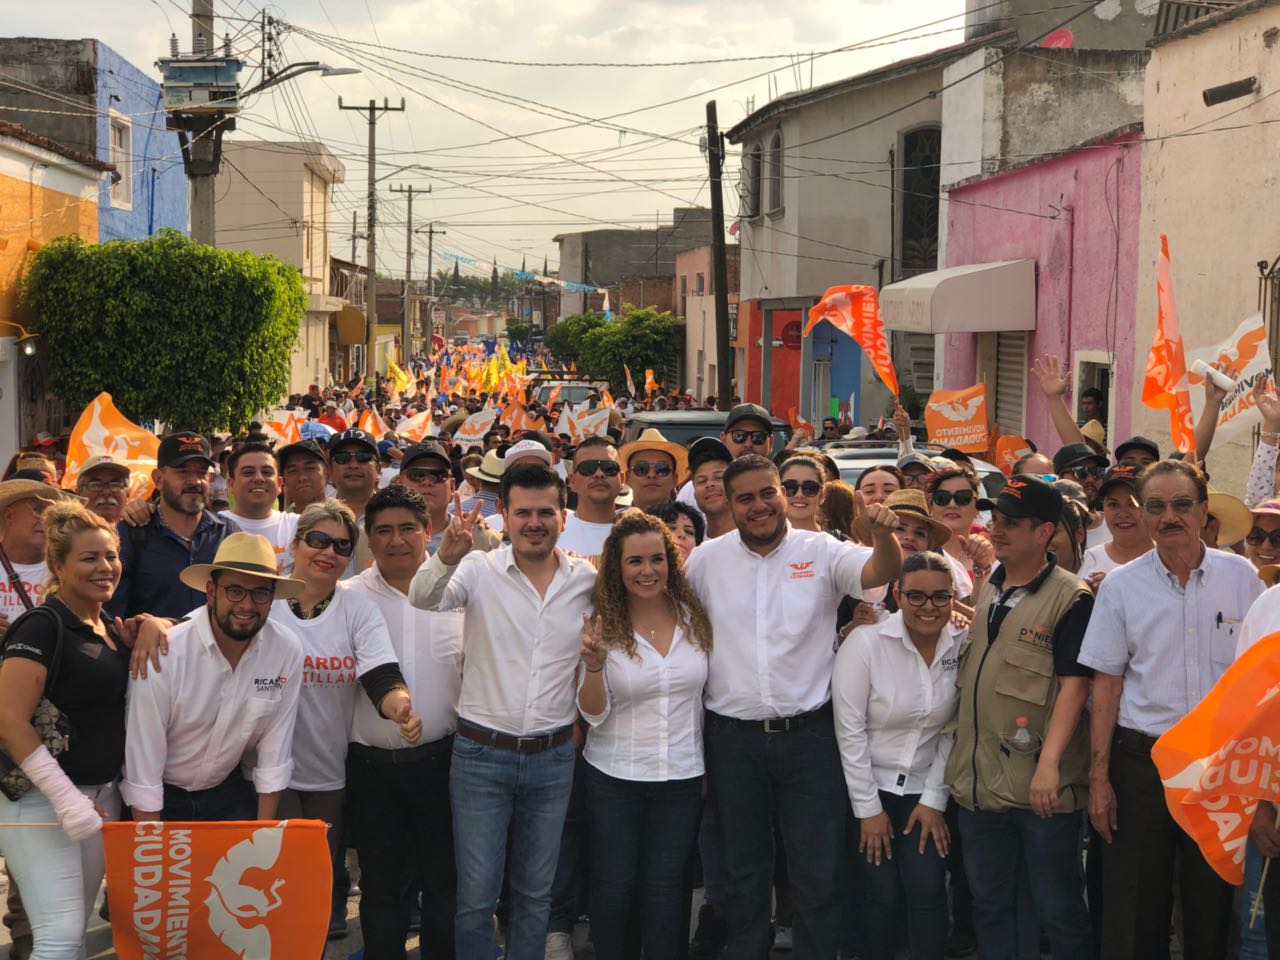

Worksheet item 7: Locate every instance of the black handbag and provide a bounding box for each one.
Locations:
[0,604,72,802]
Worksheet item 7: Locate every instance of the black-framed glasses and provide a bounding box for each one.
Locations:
[1246,527,1280,548]
[331,450,376,465]
[629,460,672,478]
[1142,497,1200,516]
[302,530,355,557]
[82,479,128,492]
[781,479,822,497]
[575,459,622,478]
[405,466,450,484]
[219,583,275,605]
[902,589,955,609]
[1067,464,1106,482]
[730,430,769,445]
[932,489,976,508]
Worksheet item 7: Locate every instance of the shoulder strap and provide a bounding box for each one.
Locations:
[2,604,65,695]
[0,544,35,612]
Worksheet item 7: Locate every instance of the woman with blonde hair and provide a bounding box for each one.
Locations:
[0,500,128,958]
[579,511,713,960]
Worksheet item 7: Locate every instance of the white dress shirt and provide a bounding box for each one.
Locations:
[347,565,464,748]
[121,608,304,813]
[1236,581,1280,658]
[685,524,870,720]
[832,612,966,817]
[579,626,708,782]
[410,545,598,735]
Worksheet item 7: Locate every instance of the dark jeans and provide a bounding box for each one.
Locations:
[1267,842,1280,956]
[279,786,347,922]
[1101,729,1233,960]
[704,707,850,960]
[160,768,255,821]
[347,738,456,960]
[549,750,588,935]
[859,792,947,960]
[585,763,702,960]
[956,806,1092,960]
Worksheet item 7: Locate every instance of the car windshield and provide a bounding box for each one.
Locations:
[835,457,1006,498]
[535,384,597,406]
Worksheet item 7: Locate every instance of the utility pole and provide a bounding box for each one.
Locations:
[705,100,733,412]
[339,96,405,376]
[391,183,430,363]
[418,222,445,340]
[189,0,217,244]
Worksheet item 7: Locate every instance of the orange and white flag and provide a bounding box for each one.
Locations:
[806,285,899,396]
[102,819,331,960]
[261,411,302,448]
[1142,233,1196,453]
[357,407,391,439]
[573,407,611,440]
[644,369,660,397]
[624,364,637,397]
[993,434,1035,476]
[61,393,160,500]
[453,407,501,447]
[1153,630,1280,883]
[601,389,616,409]
[396,408,435,443]
[924,384,989,453]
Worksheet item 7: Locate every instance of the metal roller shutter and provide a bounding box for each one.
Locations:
[995,331,1028,435]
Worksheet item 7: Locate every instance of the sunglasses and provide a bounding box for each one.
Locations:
[629,460,672,478]
[1066,464,1106,482]
[1142,497,1200,516]
[781,479,823,498]
[331,450,376,465]
[730,430,769,445]
[902,589,955,609]
[575,459,622,478]
[405,466,450,484]
[302,530,355,557]
[931,489,976,508]
[1246,527,1280,548]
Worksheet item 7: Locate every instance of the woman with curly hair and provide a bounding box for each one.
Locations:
[578,511,713,960]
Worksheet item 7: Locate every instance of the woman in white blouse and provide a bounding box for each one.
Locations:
[578,511,713,960]
[832,550,967,960]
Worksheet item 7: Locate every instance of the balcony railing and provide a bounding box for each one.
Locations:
[1154,0,1241,38]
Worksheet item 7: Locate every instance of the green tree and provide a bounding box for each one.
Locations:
[578,304,680,390]
[505,320,534,344]
[544,311,607,365]
[19,230,304,432]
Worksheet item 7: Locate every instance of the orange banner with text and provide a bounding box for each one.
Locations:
[924,385,989,453]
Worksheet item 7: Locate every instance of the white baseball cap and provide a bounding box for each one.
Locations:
[504,439,553,467]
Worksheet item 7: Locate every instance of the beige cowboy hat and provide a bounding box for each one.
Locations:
[465,449,505,485]
[0,479,78,531]
[855,488,952,549]
[1206,487,1252,548]
[179,532,305,599]
[617,428,688,482]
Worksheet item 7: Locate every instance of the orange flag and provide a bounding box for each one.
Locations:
[397,408,435,443]
[261,411,302,448]
[924,385,989,453]
[787,406,810,431]
[1153,630,1280,883]
[546,384,563,408]
[357,407,391,439]
[807,285,899,396]
[993,434,1034,476]
[1143,234,1196,453]
[61,392,160,500]
[624,364,637,397]
[644,369,660,396]
[453,407,501,446]
[601,389,616,409]
[102,819,331,960]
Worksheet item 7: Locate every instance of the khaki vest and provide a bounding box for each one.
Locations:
[945,564,1091,813]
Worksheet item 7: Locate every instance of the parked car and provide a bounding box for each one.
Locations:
[619,410,791,449]
[822,440,1006,497]
[533,379,607,408]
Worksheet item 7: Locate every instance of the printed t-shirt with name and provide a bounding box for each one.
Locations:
[219,510,299,573]
[347,565,463,749]
[558,510,614,563]
[274,582,399,790]
[0,559,47,622]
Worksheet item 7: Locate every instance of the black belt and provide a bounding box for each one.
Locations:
[1114,726,1160,754]
[456,718,574,754]
[349,734,454,766]
[709,699,833,734]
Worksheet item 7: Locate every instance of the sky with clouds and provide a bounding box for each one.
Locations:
[12,0,965,277]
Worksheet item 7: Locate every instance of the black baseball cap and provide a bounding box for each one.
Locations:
[978,474,1063,525]
[1098,462,1140,497]
[1115,436,1160,463]
[1052,443,1107,474]
[328,428,379,458]
[939,447,974,466]
[401,439,451,471]
[724,403,772,432]
[157,432,213,469]
[687,437,733,475]
[277,438,327,469]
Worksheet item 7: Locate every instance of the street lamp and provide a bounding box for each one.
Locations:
[0,322,39,355]
[241,62,361,98]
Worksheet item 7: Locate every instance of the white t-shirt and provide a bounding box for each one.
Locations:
[1086,522,1112,550]
[273,583,399,791]
[559,511,614,560]
[1079,543,1125,580]
[0,560,47,622]
[945,551,974,601]
[379,466,399,489]
[220,511,299,573]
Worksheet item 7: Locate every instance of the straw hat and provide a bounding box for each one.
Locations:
[1206,487,1252,548]
[0,479,77,532]
[617,428,688,481]
[855,488,952,549]
[465,449,506,485]
[179,533,305,599]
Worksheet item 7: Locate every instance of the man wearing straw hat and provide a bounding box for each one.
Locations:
[0,479,74,638]
[121,533,306,822]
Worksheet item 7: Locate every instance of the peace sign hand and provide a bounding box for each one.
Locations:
[438,493,482,566]
[580,614,607,673]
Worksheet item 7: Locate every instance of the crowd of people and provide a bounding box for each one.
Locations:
[0,353,1275,960]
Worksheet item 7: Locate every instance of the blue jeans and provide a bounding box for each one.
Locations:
[585,763,702,960]
[704,707,851,960]
[548,749,588,935]
[450,728,575,960]
[160,768,255,821]
[859,792,947,960]
[1240,840,1268,960]
[956,806,1092,960]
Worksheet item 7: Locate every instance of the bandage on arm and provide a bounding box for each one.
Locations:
[19,745,102,841]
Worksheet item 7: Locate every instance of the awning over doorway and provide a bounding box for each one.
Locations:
[879,260,1035,335]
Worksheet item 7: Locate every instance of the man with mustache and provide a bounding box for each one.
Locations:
[75,455,130,524]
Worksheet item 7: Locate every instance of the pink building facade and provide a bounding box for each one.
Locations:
[941,128,1142,451]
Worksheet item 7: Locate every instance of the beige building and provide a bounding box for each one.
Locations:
[217,141,346,395]
[1130,0,1280,488]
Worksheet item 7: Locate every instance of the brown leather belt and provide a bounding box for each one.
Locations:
[456,718,573,754]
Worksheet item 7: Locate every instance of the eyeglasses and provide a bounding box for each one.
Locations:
[1067,464,1106,482]
[81,479,128,492]
[931,489,976,508]
[219,583,275,605]
[331,450,376,465]
[1142,497,1201,516]
[405,466,450,484]
[302,530,355,557]
[1246,527,1280,548]
[575,459,622,478]
[781,479,822,497]
[902,589,955,608]
[903,473,930,489]
[629,460,672,478]
[730,430,769,445]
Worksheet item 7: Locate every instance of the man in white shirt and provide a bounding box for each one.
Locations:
[560,435,621,559]
[411,462,596,960]
[397,440,501,556]
[0,478,67,635]
[347,485,463,960]
[219,442,299,572]
[684,454,902,960]
[121,533,306,821]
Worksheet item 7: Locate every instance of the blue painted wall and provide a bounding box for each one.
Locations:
[809,325,863,423]
[94,42,187,241]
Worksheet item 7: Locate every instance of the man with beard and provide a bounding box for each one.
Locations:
[108,433,240,619]
[75,455,130,524]
[411,463,595,960]
[219,442,299,572]
[684,454,902,960]
[560,436,622,558]
[121,534,305,821]
[280,438,330,514]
